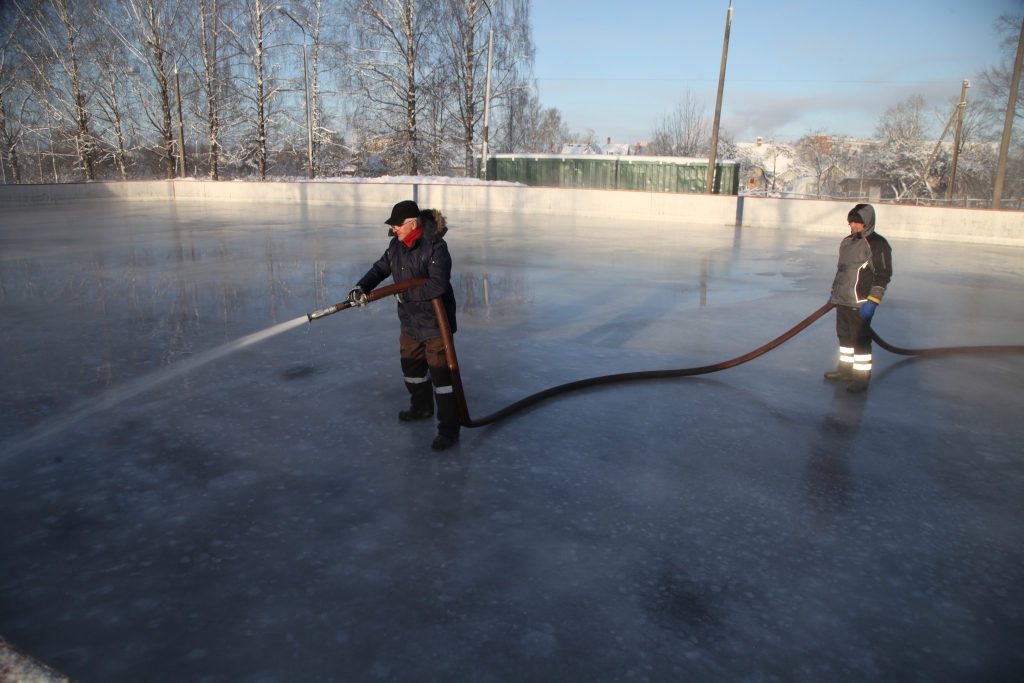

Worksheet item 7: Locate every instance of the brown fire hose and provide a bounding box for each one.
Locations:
[310,280,1024,429]
[433,299,843,428]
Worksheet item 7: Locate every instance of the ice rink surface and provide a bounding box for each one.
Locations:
[2,200,1023,682]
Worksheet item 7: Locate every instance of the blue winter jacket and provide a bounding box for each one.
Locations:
[356,209,457,342]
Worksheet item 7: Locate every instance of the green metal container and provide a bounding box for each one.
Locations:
[479,155,739,195]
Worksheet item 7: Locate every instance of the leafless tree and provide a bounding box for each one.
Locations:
[230,0,284,180]
[15,0,102,180]
[277,0,348,177]
[649,89,712,158]
[978,11,1024,128]
[118,0,185,178]
[0,8,28,183]
[976,10,1024,205]
[436,0,534,174]
[194,0,227,179]
[347,0,438,174]
[90,35,138,180]
[515,94,568,153]
[797,130,851,198]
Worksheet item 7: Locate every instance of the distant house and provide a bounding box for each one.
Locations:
[838,177,890,201]
[734,138,799,194]
[560,139,648,156]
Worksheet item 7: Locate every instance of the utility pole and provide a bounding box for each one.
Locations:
[706,1,732,194]
[278,7,315,179]
[480,28,494,180]
[993,16,1024,209]
[947,79,969,202]
[903,102,960,200]
[174,66,186,178]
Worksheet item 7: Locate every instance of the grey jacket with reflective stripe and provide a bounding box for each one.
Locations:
[829,204,893,308]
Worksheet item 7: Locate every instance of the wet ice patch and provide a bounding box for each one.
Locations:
[491,510,522,525]
[521,630,558,658]
[208,470,261,490]
[279,363,316,380]
[370,661,392,679]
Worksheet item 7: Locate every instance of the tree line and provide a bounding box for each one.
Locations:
[1,0,1020,205]
[0,0,578,182]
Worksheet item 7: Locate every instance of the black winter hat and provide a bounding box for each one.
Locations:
[848,206,865,224]
[385,200,420,226]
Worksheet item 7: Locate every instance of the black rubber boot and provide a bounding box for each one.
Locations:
[399,405,434,421]
[846,369,871,394]
[430,432,460,450]
[824,361,853,381]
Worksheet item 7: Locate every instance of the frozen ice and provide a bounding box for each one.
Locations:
[1,200,1024,681]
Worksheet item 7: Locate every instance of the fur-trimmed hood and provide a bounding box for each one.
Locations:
[420,208,447,238]
[386,208,448,239]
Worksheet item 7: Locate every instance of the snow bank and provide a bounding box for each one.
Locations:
[247,175,525,187]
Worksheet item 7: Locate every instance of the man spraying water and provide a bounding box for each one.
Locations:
[346,200,461,450]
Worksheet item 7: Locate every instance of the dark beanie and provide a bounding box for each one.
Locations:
[848,208,864,224]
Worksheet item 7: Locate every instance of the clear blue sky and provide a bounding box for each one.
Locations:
[532,0,1022,143]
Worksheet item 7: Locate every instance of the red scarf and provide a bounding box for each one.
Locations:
[401,226,422,248]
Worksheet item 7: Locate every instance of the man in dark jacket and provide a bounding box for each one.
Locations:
[347,200,461,450]
[824,204,892,393]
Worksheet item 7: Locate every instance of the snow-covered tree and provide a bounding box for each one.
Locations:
[797,130,852,199]
[869,95,932,198]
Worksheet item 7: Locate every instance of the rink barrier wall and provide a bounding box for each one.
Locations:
[1,180,1022,247]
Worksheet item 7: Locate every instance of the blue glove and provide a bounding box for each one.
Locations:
[826,293,833,306]
[859,300,877,320]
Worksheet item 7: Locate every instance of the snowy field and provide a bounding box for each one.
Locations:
[2,200,1023,682]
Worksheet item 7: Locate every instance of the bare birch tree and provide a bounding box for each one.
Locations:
[278,0,347,177]
[15,0,102,180]
[90,35,138,180]
[195,0,227,179]
[0,8,28,183]
[232,0,282,179]
[649,89,712,158]
[118,0,185,178]
[347,0,437,174]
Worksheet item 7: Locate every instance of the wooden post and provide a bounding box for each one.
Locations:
[706,1,733,194]
[947,79,969,202]
[992,17,1024,209]
[480,29,494,180]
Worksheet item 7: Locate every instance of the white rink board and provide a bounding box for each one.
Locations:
[1,179,1021,246]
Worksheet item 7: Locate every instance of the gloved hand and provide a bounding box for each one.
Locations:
[826,293,833,306]
[347,286,367,307]
[395,291,406,304]
[859,300,877,320]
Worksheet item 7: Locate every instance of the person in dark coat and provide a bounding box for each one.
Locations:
[824,203,892,393]
[347,200,461,450]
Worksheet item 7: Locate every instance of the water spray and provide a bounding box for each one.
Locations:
[307,278,428,322]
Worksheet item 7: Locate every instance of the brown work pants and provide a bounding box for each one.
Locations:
[399,334,461,437]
